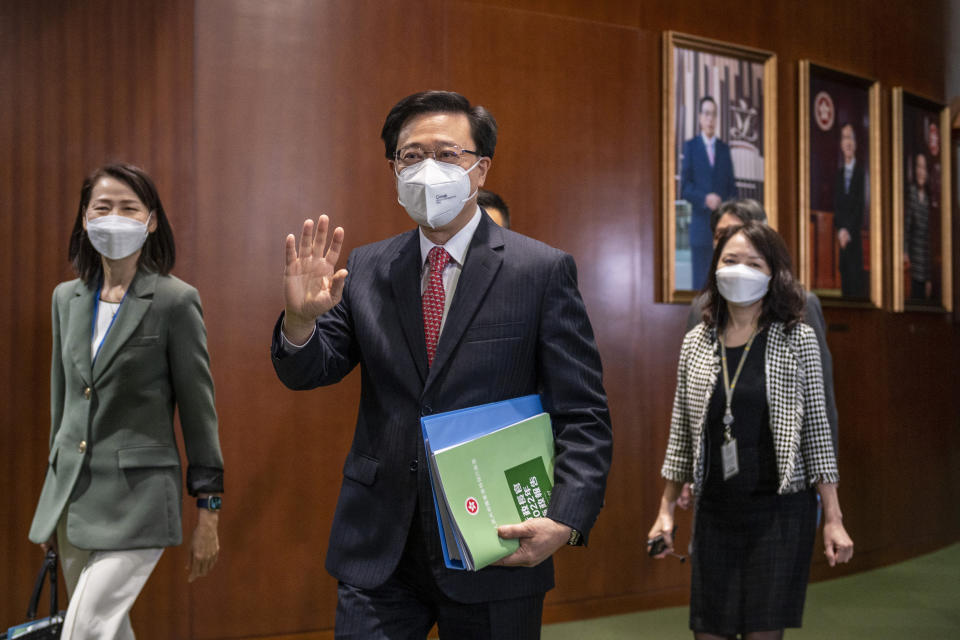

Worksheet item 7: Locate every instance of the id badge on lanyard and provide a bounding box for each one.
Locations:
[721,435,739,480]
[719,327,758,482]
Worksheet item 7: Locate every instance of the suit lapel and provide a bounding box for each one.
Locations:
[424,218,504,392]
[389,232,429,385]
[693,136,711,172]
[92,270,157,381]
[66,281,95,384]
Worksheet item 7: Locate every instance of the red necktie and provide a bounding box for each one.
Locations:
[423,246,450,367]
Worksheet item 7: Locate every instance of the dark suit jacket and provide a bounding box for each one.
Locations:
[271,212,612,603]
[834,162,867,295]
[686,292,839,453]
[833,162,865,239]
[30,270,223,549]
[680,136,738,248]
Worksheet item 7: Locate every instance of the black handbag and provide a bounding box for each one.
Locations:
[2,550,64,639]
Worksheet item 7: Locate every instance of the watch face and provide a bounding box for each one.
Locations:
[203,496,222,510]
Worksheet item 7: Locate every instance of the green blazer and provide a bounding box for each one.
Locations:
[29,270,223,550]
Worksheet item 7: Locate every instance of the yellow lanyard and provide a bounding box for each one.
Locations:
[719,327,759,442]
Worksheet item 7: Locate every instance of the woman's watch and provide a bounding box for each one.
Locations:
[567,528,581,546]
[197,496,222,511]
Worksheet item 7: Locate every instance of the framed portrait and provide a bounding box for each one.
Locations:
[798,62,881,307]
[661,31,777,303]
[891,88,953,312]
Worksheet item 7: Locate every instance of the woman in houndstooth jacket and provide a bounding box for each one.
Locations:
[647,221,853,640]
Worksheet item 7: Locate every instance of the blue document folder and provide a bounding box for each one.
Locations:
[421,395,545,570]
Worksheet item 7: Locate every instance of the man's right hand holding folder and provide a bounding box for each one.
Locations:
[494,519,573,567]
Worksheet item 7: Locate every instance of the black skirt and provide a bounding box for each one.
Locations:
[689,489,818,635]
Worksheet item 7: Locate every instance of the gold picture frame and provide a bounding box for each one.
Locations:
[798,61,881,307]
[661,31,777,303]
[891,88,953,312]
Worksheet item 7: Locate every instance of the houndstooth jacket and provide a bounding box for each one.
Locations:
[661,321,839,496]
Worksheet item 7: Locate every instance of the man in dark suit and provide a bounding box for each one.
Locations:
[833,123,867,297]
[271,91,612,639]
[681,96,738,290]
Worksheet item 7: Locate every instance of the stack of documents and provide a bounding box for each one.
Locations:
[421,395,555,571]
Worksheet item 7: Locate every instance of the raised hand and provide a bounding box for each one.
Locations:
[283,216,348,344]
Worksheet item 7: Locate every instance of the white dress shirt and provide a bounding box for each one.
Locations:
[702,134,717,166]
[843,158,855,193]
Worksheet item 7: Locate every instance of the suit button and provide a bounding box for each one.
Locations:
[78,440,87,454]
[422,404,432,416]
[83,387,91,399]
[409,459,418,472]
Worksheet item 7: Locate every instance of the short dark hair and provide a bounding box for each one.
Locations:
[380,91,498,160]
[699,96,717,112]
[710,198,767,234]
[701,220,805,331]
[69,163,176,286]
[477,188,510,229]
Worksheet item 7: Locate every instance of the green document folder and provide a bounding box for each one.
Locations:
[430,412,554,571]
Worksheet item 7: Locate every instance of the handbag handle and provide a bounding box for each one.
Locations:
[25,549,59,620]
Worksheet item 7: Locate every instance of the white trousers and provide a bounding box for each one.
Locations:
[56,518,163,640]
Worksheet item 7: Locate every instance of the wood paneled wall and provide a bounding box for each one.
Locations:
[2,1,957,638]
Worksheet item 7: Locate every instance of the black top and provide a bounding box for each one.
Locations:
[701,328,778,506]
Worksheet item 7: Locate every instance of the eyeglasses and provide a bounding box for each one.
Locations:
[394,143,479,169]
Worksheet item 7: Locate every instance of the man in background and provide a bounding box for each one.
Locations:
[478,188,510,229]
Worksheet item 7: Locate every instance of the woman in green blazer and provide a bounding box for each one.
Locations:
[28,163,224,639]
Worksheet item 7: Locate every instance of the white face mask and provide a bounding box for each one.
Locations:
[396,158,481,229]
[716,263,771,306]
[86,213,152,260]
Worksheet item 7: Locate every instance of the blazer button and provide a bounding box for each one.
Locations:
[78,440,87,454]
[409,459,418,472]
[83,387,91,399]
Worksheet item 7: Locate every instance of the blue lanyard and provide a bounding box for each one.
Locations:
[91,281,127,365]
